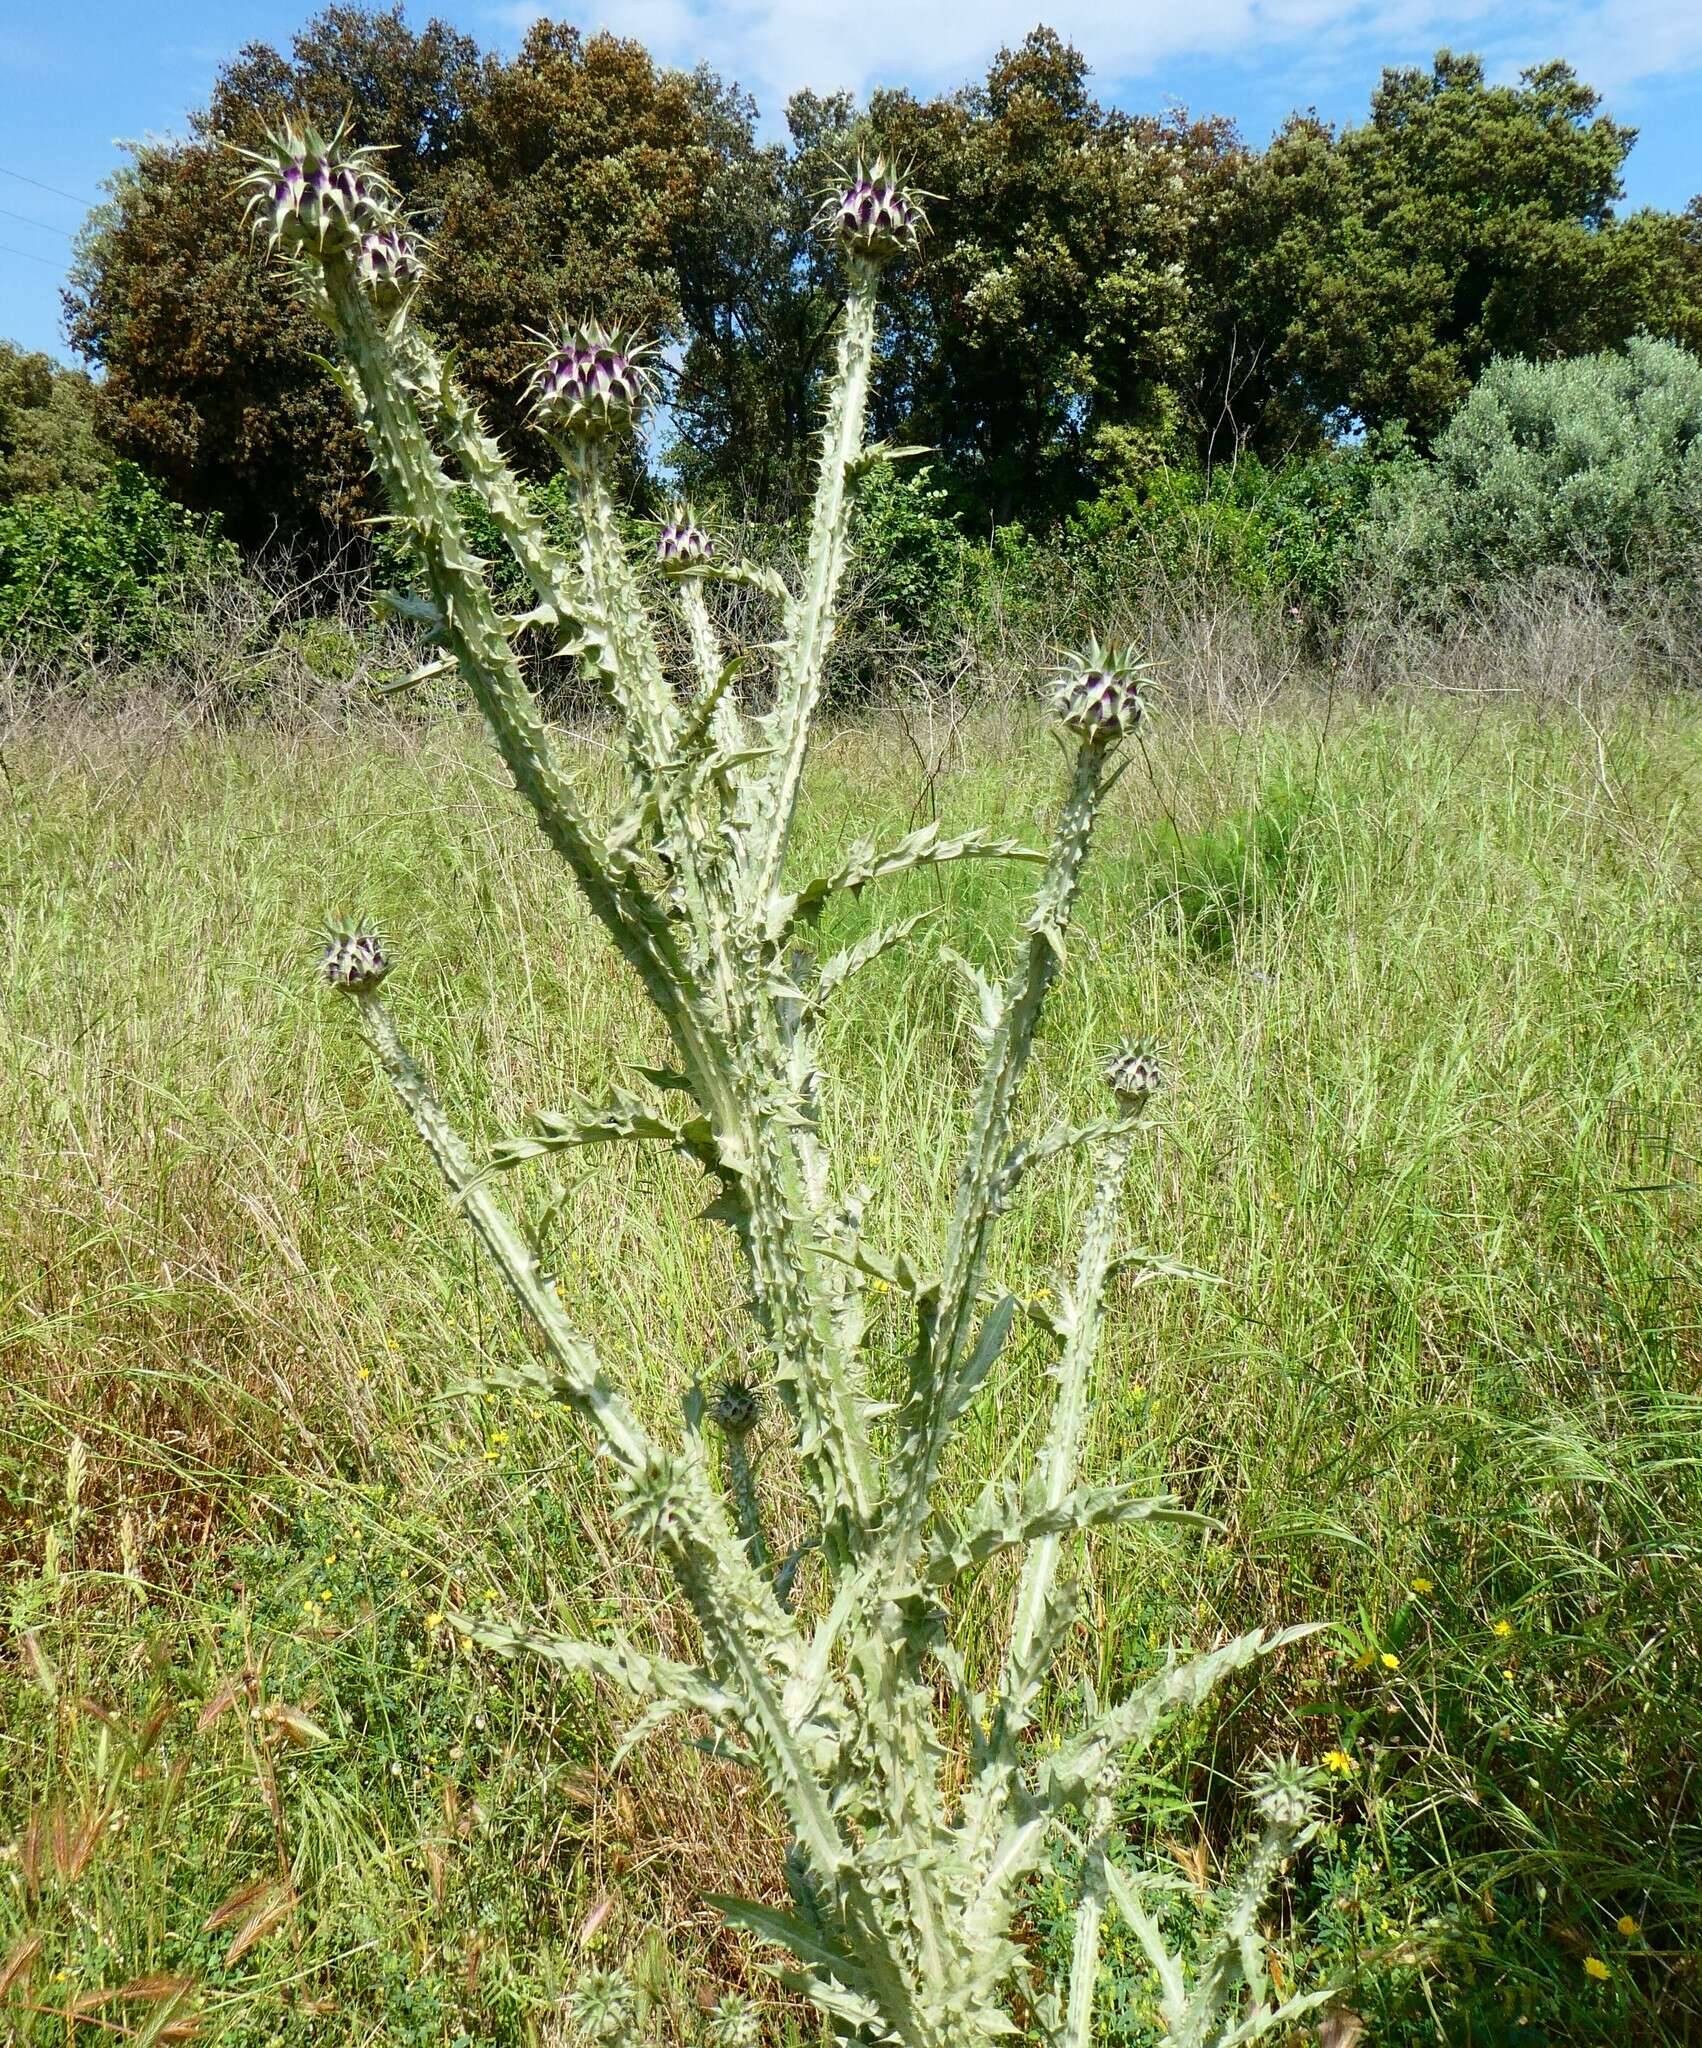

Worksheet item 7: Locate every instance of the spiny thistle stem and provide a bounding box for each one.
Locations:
[747,267,880,915]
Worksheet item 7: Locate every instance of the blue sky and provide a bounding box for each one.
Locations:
[4,0,1700,363]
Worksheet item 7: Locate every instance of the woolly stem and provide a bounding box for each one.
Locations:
[747,264,880,911]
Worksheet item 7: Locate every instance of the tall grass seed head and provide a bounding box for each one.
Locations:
[240,120,396,259]
[529,320,652,442]
[1104,1038,1163,1109]
[321,928,392,995]
[1053,639,1149,745]
[825,155,926,267]
[656,509,714,573]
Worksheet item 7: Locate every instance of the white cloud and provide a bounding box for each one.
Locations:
[490,0,1702,113]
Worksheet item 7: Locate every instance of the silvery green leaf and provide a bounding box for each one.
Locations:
[940,946,1003,1048]
[926,1482,1202,1586]
[815,911,934,1006]
[774,825,1044,937]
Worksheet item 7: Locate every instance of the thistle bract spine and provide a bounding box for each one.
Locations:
[1052,638,1149,745]
[321,929,391,994]
[1105,1039,1163,1109]
[656,510,713,573]
[528,320,651,442]
[239,119,394,258]
[355,225,424,310]
[828,155,925,267]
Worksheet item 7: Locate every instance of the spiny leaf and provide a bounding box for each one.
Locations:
[926,1481,1202,1585]
[482,1092,717,1173]
[814,910,935,1007]
[774,824,1044,937]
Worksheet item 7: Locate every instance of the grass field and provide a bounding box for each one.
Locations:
[2,687,1700,2045]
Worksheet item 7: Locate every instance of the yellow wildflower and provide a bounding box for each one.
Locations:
[1492,1619,1513,1638]
[1410,1577,1434,1594]
[1583,1956,1611,1982]
[1380,1652,1400,1671]
[1616,1916,1639,1938]
[1322,1749,1356,1776]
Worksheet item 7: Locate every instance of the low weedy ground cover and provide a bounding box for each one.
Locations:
[2,690,1699,2043]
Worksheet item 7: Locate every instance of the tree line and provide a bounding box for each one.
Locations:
[49,5,1702,546]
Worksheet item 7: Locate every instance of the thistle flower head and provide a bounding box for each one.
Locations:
[565,1967,638,2045]
[354,224,425,312]
[528,320,653,442]
[705,1994,763,2048]
[239,118,397,260]
[708,1375,763,1437]
[1051,638,1149,746]
[320,927,392,995]
[1252,1756,1321,1832]
[823,155,927,268]
[1104,1038,1163,1109]
[656,508,714,574]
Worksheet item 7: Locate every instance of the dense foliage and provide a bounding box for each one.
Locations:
[1368,335,1702,604]
[1195,54,1700,454]
[62,6,708,541]
[49,11,1702,545]
[0,461,236,652]
[0,345,109,504]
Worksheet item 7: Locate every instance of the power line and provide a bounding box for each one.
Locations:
[0,164,96,210]
[0,204,72,240]
[0,240,64,270]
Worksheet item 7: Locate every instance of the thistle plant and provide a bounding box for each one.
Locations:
[241,118,1327,2048]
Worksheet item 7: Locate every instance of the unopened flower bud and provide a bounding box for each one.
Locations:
[322,930,391,994]
[1052,639,1149,746]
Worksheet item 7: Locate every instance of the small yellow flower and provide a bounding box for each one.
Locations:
[1322,1748,1356,1776]
[1502,1666,1517,1681]
[1616,1915,1639,1938]
[1410,1576,1434,1594]
[1583,1956,1611,1982]
[1352,1650,1375,1672]
[357,1367,370,1380]
[1380,1652,1400,1671]
[425,1611,445,1630]
[870,1278,890,1295]
[1491,1618,1512,1637]
[484,1588,500,1604]
[324,1553,336,1565]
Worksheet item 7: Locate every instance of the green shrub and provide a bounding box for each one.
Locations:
[1369,334,1702,604]
[0,461,237,655]
[0,343,109,503]
[1060,452,1398,621]
[849,460,965,643]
